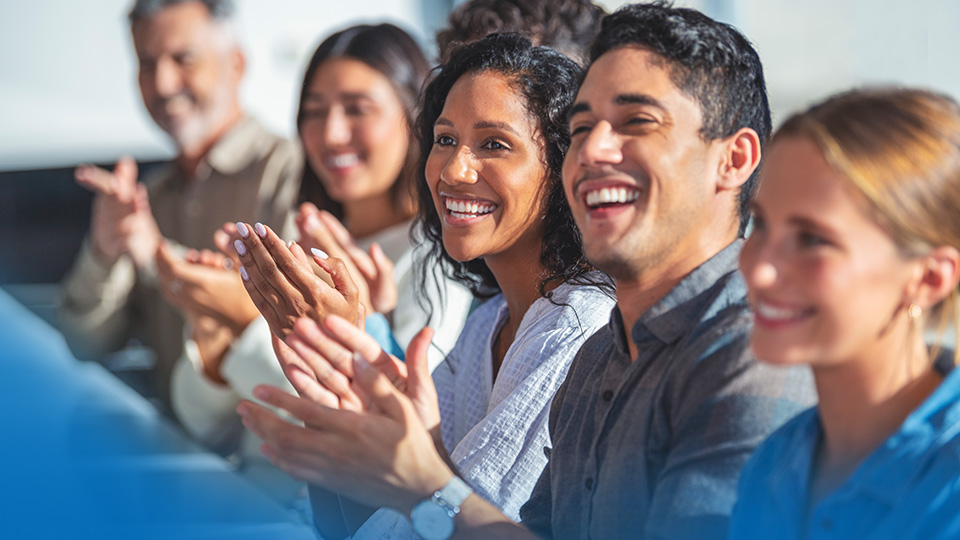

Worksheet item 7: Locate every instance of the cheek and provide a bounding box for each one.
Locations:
[299,127,325,168]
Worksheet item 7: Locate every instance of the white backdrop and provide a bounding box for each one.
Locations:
[2,0,959,171]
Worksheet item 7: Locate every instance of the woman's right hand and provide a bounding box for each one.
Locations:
[274,314,440,434]
[297,203,396,314]
[233,221,362,339]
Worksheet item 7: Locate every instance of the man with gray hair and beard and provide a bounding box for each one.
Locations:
[59,0,300,416]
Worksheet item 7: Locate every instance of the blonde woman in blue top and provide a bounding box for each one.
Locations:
[730,88,960,540]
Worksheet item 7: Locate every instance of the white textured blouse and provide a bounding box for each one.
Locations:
[352,278,616,539]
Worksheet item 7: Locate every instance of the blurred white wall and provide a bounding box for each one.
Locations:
[2,0,960,171]
[0,0,439,170]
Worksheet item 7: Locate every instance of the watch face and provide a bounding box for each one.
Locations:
[411,500,455,540]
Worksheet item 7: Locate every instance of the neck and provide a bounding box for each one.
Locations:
[614,234,736,361]
[485,242,550,375]
[175,109,243,179]
[342,191,412,240]
[813,329,940,481]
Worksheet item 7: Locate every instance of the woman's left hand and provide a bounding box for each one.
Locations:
[233,221,362,339]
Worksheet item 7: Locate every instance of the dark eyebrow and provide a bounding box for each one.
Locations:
[567,101,591,122]
[567,93,666,123]
[434,117,454,127]
[615,93,666,111]
[474,120,520,136]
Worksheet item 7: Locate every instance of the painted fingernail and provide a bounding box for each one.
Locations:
[236,222,249,238]
[234,239,247,256]
[287,240,295,248]
[254,222,267,237]
[311,248,328,260]
[353,351,371,373]
[304,214,321,232]
[239,266,249,281]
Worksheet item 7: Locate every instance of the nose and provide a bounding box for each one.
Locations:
[578,121,622,166]
[153,57,183,98]
[741,235,780,291]
[323,107,351,147]
[439,146,478,186]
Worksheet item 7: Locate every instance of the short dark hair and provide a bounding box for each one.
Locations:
[416,33,611,305]
[296,24,430,221]
[128,0,233,23]
[436,0,606,65]
[591,1,771,234]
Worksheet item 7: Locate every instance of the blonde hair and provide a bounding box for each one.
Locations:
[774,87,960,364]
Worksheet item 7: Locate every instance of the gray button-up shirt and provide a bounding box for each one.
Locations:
[519,241,816,540]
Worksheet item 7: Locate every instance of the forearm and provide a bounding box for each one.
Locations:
[450,495,540,540]
[59,241,137,358]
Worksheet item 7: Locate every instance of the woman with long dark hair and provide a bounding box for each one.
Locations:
[235,34,615,539]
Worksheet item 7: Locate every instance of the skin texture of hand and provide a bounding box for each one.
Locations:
[155,243,259,335]
[236,353,454,515]
[297,203,396,314]
[233,221,361,339]
[76,157,161,269]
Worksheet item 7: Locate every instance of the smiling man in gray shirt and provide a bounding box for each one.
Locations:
[234,4,815,540]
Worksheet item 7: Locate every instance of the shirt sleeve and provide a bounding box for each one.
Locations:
[519,463,554,539]
[58,239,138,360]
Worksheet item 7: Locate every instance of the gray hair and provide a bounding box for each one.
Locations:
[128,0,234,23]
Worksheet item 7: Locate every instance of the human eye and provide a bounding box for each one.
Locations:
[570,123,593,137]
[345,101,374,116]
[480,138,509,151]
[798,230,830,248]
[434,134,456,147]
[301,105,327,120]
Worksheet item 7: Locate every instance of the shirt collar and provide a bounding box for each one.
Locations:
[850,357,960,504]
[203,116,265,176]
[631,240,746,346]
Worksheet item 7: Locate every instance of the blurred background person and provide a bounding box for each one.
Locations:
[57,0,301,412]
[731,88,960,539]
[435,0,605,64]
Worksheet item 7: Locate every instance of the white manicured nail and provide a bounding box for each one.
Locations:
[239,266,249,281]
[311,248,328,260]
[234,239,246,256]
[236,222,249,238]
[254,222,267,237]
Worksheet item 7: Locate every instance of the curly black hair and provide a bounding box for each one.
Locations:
[415,33,612,311]
[295,24,430,221]
[436,0,606,66]
[591,1,772,235]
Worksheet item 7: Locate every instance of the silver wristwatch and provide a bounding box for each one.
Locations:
[410,476,473,540]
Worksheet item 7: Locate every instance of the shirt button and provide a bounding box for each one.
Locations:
[584,477,593,489]
[602,390,614,402]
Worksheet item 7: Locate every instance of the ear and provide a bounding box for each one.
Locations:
[715,127,761,193]
[232,48,246,81]
[911,246,960,310]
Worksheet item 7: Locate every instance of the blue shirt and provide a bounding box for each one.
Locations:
[730,358,960,540]
[519,241,816,540]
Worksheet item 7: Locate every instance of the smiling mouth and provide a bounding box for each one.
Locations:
[325,153,360,170]
[443,197,497,220]
[583,186,641,209]
[754,301,815,324]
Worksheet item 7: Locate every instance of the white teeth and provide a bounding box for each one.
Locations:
[584,187,640,208]
[756,302,807,321]
[328,154,359,168]
[444,198,495,217]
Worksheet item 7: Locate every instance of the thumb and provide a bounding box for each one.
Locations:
[114,156,139,202]
[406,327,434,395]
[352,353,407,420]
[313,253,359,301]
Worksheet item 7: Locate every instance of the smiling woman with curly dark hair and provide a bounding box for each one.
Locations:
[276,33,616,539]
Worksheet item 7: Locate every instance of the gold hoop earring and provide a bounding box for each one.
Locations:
[908,304,923,320]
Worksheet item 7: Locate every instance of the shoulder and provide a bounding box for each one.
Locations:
[522,279,616,340]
